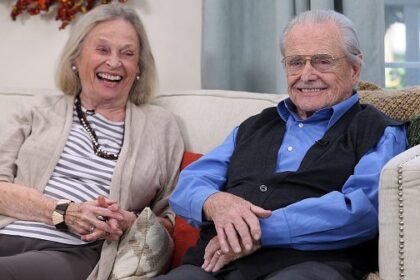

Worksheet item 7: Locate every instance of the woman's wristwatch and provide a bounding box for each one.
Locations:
[52,199,72,230]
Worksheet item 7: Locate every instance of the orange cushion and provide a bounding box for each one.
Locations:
[180,151,203,170]
[171,151,203,268]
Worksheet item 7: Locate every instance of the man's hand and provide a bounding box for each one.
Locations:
[203,192,271,254]
[201,236,260,272]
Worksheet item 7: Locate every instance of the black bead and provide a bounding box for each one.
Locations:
[75,95,120,160]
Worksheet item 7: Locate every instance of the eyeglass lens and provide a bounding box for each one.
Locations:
[284,54,336,73]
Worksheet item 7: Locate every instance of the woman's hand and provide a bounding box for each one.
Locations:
[77,196,138,242]
[64,197,124,241]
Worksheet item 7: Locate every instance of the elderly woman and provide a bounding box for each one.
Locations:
[0,3,183,280]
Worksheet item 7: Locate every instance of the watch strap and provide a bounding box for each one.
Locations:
[52,199,72,230]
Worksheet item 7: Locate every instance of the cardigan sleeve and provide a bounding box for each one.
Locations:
[149,110,184,224]
[0,102,33,183]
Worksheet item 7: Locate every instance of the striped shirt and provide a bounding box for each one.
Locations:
[0,107,124,245]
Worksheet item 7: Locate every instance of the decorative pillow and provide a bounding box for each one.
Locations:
[170,151,203,269]
[358,80,382,91]
[171,216,200,269]
[359,87,420,121]
[365,272,381,280]
[180,151,203,170]
[109,207,173,280]
[408,115,420,148]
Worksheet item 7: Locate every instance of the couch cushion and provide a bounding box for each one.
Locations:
[0,88,60,125]
[171,216,200,269]
[153,90,287,154]
[180,151,203,170]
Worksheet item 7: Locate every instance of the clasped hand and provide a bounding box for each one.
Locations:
[65,195,135,242]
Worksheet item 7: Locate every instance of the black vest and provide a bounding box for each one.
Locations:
[184,102,403,280]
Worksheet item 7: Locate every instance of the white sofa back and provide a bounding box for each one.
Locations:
[152,90,287,153]
[0,88,60,123]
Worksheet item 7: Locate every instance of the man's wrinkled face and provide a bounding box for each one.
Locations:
[283,22,361,119]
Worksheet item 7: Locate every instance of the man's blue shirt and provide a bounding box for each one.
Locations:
[170,93,407,250]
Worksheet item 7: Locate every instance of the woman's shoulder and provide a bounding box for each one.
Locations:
[30,93,72,109]
[14,93,71,117]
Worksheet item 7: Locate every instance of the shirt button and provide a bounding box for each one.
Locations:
[298,123,304,128]
[259,185,268,192]
[287,146,293,152]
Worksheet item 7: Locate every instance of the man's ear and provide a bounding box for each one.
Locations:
[351,54,363,86]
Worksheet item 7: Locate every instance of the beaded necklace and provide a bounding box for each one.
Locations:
[74,96,122,160]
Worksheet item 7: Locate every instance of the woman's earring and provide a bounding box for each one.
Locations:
[71,65,77,72]
[136,75,140,81]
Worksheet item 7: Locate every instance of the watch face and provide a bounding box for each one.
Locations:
[52,211,64,225]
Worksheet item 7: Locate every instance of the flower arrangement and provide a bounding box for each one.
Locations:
[11,0,128,30]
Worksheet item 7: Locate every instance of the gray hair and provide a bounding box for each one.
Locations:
[56,3,156,105]
[280,10,363,67]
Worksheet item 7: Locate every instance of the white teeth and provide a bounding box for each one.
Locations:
[301,88,323,93]
[97,73,122,81]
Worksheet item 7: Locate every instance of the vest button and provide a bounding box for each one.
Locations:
[259,185,268,192]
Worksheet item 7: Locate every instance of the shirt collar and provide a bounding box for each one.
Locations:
[277,91,359,128]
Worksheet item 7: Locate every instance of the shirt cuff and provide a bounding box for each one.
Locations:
[260,209,291,247]
[191,188,220,224]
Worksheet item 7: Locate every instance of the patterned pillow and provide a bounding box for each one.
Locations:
[359,87,420,148]
[408,115,420,148]
[109,207,173,280]
[359,87,420,121]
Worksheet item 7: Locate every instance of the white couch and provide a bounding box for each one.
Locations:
[0,87,419,280]
[152,90,286,153]
[379,145,420,280]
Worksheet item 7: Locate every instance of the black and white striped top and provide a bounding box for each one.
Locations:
[0,107,124,245]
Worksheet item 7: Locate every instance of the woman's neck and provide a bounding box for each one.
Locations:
[79,94,127,122]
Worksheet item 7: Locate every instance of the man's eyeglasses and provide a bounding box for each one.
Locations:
[282,54,346,74]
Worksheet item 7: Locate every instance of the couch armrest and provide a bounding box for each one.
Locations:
[379,145,420,279]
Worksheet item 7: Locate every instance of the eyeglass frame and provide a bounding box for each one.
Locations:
[281,53,348,74]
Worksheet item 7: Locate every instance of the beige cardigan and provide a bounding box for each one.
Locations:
[0,94,184,279]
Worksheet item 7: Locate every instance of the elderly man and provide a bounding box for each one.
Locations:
[158,10,407,280]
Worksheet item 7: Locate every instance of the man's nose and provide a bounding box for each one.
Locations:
[299,60,317,81]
